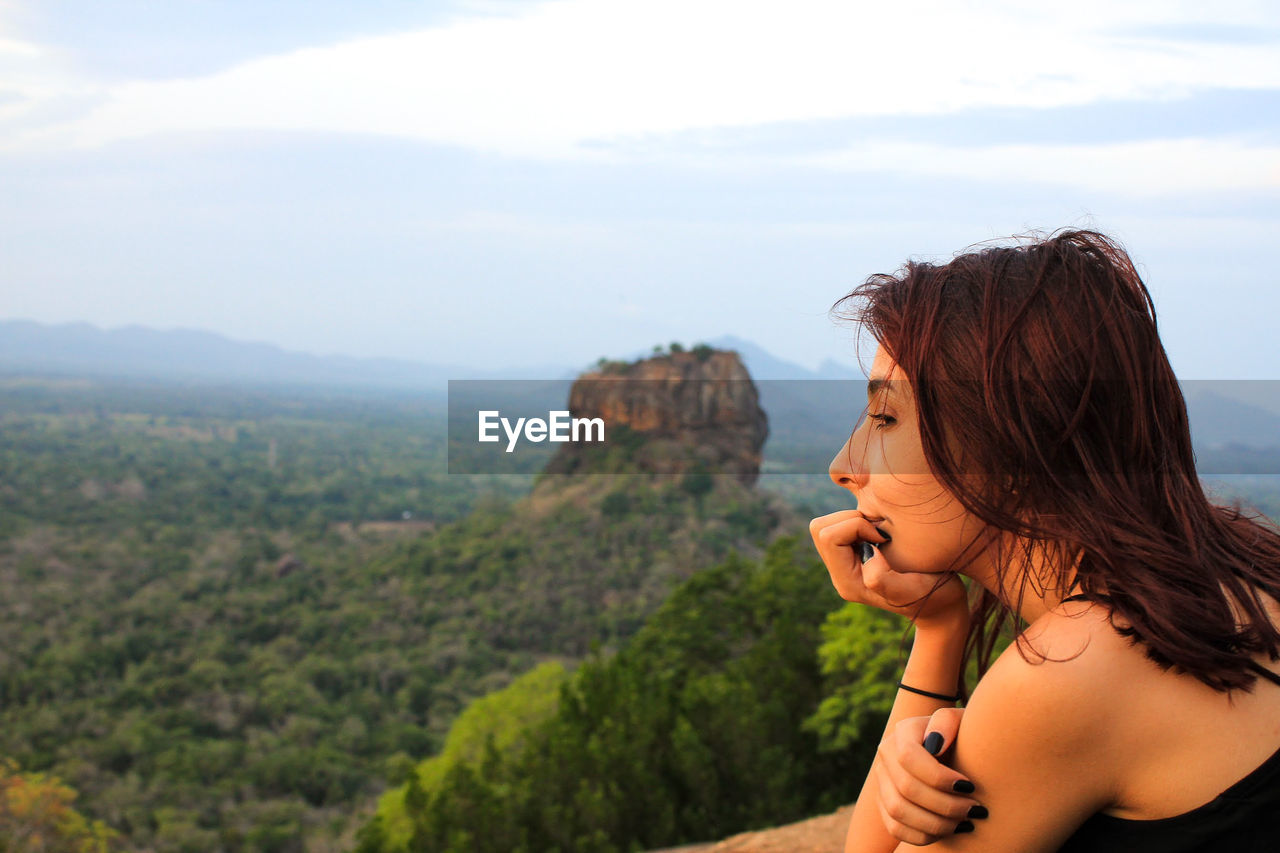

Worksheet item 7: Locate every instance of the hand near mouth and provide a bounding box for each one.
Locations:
[809,509,969,627]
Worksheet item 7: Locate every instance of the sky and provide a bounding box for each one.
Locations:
[2,0,1278,376]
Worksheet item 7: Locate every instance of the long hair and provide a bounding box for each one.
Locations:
[831,229,1280,695]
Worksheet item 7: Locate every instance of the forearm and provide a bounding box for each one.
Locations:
[845,615,969,853]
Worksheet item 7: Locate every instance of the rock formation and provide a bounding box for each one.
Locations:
[541,349,768,485]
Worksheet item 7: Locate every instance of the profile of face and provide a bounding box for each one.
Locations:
[829,345,991,580]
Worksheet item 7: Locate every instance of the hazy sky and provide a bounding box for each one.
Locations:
[3,0,1278,375]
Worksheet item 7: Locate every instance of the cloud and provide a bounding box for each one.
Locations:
[798,137,1280,196]
[0,36,41,58]
[3,0,1279,174]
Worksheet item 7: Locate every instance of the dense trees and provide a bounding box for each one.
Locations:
[358,537,885,853]
[0,379,799,850]
[0,381,527,849]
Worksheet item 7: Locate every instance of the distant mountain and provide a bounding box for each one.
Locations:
[4,320,1275,459]
[0,319,576,395]
[1183,387,1280,449]
[0,320,859,397]
[707,334,859,380]
[602,335,858,381]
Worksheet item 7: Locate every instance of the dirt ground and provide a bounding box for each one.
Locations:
[647,804,853,853]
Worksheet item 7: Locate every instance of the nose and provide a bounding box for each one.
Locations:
[829,418,870,491]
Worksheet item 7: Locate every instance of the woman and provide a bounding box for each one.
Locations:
[809,229,1280,851]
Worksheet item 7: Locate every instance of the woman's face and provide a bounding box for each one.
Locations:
[829,345,993,580]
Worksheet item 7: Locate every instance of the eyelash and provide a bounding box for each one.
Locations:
[868,413,896,430]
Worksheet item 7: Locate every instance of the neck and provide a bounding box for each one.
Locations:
[966,533,1082,623]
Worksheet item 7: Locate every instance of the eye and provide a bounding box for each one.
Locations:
[868,413,896,430]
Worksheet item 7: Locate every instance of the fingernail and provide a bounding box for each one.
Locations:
[874,526,891,541]
[954,820,974,834]
[967,805,988,820]
[923,732,944,755]
[952,779,975,794]
[858,541,874,562]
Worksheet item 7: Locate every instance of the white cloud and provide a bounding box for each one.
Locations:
[799,137,1280,196]
[3,0,1279,172]
[0,36,40,58]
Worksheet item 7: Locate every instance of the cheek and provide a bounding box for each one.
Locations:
[865,427,933,480]
[874,474,953,513]
[877,485,976,573]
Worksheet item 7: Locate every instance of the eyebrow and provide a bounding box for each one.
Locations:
[866,376,897,402]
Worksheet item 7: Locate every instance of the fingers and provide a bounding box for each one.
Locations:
[906,710,975,795]
[885,739,978,815]
[808,510,889,548]
[875,714,985,843]
[881,723,978,819]
[924,706,965,759]
[808,511,890,602]
[858,545,899,596]
[876,769,973,846]
[809,512,969,621]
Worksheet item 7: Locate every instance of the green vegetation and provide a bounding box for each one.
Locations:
[637,342,714,362]
[0,380,529,849]
[593,358,630,375]
[365,662,570,850]
[0,381,497,539]
[802,604,912,753]
[0,378,792,850]
[356,536,882,853]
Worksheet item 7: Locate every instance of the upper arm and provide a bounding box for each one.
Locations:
[896,622,1125,852]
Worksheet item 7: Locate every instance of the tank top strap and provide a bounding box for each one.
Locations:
[1247,659,1280,690]
[1061,591,1114,605]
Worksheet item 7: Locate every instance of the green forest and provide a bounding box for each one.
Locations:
[0,379,524,849]
[3,374,1278,851]
[0,376,833,850]
[355,537,911,853]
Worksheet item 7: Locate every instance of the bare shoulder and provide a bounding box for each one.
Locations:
[975,599,1141,752]
[912,603,1137,851]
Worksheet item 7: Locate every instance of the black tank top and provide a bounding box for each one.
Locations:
[1055,592,1280,852]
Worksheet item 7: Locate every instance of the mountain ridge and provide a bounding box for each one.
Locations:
[4,319,1279,455]
[0,319,854,392]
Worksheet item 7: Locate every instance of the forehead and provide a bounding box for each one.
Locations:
[871,346,897,379]
[868,345,912,404]
[870,346,908,384]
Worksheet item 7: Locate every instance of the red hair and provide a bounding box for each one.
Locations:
[832,229,1280,695]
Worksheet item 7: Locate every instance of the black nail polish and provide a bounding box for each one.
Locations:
[967,805,988,820]
[955,820,975,834]
[874,526,891,542]
[923,732,944,755]
[858,541,874,562]
[952,779,975,794]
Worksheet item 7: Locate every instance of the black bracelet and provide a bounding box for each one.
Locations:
[897,681,960,703]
